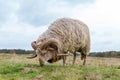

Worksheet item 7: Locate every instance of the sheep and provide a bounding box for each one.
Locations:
[27,18,90,66]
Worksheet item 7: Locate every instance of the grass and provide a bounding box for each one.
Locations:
[0,53,120,80]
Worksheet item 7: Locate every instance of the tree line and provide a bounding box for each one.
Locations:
[0,49,34,54]
[89,51,120,57]
[0,49,120,57]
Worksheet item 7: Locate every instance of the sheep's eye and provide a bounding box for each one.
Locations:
[41,53,45,56]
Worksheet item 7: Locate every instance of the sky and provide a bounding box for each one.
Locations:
[0,0,120,52]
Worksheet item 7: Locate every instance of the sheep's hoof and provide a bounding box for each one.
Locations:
[40,64,45,67]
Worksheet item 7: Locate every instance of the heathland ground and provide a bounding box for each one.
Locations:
[0,53,120,80]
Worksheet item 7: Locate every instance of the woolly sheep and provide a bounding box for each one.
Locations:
[27,18,90,66]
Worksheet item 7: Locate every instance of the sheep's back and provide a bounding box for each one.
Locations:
[42,18,90,54]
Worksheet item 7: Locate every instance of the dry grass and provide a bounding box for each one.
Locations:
[53,55,120,67]
[1,53,120,67]
[0,53,120,80]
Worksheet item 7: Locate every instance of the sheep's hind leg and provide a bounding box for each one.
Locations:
[81,53,86,65]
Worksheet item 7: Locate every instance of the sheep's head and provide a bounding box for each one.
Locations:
[36,38,62,66]
[27,38,69,67]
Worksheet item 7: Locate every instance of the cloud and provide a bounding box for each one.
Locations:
[52,0,119,52]
[0,20,47,49]
[0,0,120,52]
[17,0,68,26]
[17,0,94,26]
[0,9,47,49]
[0,0,94,26]
[0,0,19,25]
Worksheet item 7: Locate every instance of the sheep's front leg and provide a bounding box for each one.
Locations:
[72,53,76,65]
[63,56,66,66]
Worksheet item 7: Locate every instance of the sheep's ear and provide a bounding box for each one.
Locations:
[40,38,61,54]
[31,41,38,50]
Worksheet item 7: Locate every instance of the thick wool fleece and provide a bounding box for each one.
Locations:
[37,18,90,55]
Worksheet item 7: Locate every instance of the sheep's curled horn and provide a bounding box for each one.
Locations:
[27,38,69,59]
[39,38,69,56]
[40,38,60,52]
[26,41,38,59]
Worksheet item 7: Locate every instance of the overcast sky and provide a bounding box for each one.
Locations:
[0,0,120,52]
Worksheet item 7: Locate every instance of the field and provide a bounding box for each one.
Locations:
[0,53,120,80]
